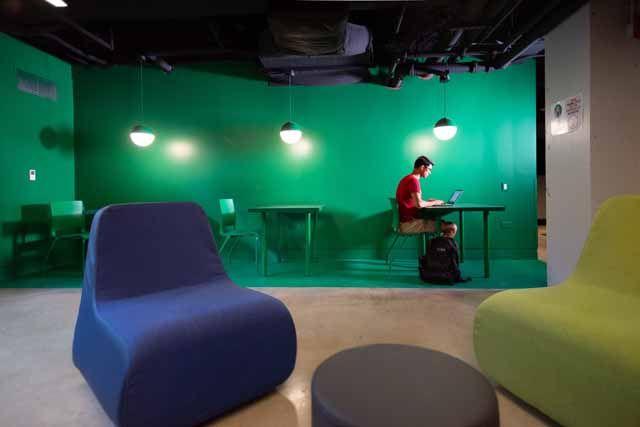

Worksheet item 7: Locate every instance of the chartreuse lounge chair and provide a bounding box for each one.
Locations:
[474,195,640,427]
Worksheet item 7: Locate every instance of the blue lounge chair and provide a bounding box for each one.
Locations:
[72,202,297,427]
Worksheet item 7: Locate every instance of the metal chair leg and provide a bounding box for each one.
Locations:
[227,237,241,264]
[218,235,231,256]
[254,235,260,270]
[386,234,400,265]
[43,238,58,271]
[389,235,410,271]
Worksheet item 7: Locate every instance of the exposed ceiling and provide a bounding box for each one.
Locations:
[1,0,588,87]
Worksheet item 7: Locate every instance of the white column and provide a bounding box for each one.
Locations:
[545,4,592,284]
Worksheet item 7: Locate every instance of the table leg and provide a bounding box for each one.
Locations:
[421,233,427,256]
[458,210,465,262]
[261,212,268,276]
[483,211,489,278]
[277,213,283,263]
[305,212,312,276]
[313,210,319,261]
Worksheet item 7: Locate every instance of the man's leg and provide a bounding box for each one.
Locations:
[399,219,436,234]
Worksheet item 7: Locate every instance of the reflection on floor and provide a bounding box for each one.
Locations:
[227,258,547,290]
[2,257,547,290]
[2,225,548,290]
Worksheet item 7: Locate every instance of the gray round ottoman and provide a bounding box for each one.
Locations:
[311,344,499,427]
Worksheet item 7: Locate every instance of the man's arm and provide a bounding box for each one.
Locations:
[412,192,444,208]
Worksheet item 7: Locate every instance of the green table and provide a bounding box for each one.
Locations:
[419,204,505,278]
[248,205,323,276]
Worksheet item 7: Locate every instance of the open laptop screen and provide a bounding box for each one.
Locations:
[448,190,464,204]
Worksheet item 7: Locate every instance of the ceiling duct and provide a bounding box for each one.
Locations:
[268,9,347,55]
[259,6,373,86]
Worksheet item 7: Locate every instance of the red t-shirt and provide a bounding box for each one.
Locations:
[395,174,421,222]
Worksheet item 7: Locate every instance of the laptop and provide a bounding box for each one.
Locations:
[441,190,464,206]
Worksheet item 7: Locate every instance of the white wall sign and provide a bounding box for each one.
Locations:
[550,94,583,135]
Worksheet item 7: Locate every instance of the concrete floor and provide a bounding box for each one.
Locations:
[0,287,556,427]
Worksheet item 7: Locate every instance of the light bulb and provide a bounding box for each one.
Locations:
[433,118,458,141]
[280,121,302,144]
[129,125,155,147]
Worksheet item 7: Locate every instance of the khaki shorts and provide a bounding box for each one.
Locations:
[399,218,436,234]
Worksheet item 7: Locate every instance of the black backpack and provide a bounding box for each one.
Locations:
[419,236,467,285]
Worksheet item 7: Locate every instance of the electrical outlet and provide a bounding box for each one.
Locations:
[501,182,508,191]
[29,169,36,181]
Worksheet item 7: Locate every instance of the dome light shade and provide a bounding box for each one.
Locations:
[280,121,302,144]
[129,125,156,147]
[433,117,458,141]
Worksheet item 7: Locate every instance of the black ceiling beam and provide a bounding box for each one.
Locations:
[56,14,114,51]
[493,0,589,68]
[42,4,115,51]
[457,0,525,57]
[38,33,107,65]
[498,0,563,55]
[476,0,526,46]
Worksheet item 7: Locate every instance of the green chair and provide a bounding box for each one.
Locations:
[386,197,435,268]
[474,195,640,427]
[219,199,261,268]
[44,200,89,270]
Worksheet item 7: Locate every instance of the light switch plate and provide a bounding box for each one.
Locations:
[501,182,508,191]
[29,169,36,181]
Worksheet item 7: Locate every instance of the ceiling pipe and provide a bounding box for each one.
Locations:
[493,0,589,68]
[447,29,464,48]
[144,54,173,73]
[395,3,407,35]
[207,22,224,48]
[438,29,464,64]
[406,50,485,59]
[143,48,256,61]
[411,61,494,75]
[39,33,107,65]
[449,25,489,31]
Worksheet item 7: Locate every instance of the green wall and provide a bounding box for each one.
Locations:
[73,61,537,263]
[0,34,75,281]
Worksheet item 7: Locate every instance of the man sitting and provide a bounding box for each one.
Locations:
[395,156,452,234]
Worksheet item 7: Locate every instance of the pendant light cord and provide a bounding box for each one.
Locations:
[139,61,144,121]
[443,83,447,117]
[288,70,293,122]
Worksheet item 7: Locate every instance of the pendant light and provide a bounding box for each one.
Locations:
[130,61,155,147]
[280,70,302,145]
[433,78,458,141]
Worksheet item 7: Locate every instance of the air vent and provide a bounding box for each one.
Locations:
[17,70,57,101]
